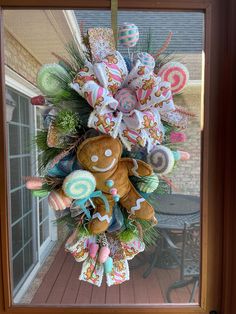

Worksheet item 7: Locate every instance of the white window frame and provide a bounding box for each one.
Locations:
[5,66,57,303]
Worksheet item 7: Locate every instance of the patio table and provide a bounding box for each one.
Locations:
[143,193,200,276]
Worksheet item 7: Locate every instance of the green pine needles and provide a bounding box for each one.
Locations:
[55,109,80,134]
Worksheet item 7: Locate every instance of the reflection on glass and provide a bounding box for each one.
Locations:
[4,8,203,306]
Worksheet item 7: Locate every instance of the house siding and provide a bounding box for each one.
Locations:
[4,30,41,85]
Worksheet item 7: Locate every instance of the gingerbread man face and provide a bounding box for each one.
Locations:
[77,135,122,173]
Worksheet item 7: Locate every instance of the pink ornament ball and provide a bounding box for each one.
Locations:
[170,132,187,143]
[98,246,110,263]
[89,243,99,258]
[48,189,72,211]
[115,88,137,114]
[178,151,190,161]
[158,61,189,95]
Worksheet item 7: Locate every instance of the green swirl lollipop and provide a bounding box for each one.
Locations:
[36,63,70,97]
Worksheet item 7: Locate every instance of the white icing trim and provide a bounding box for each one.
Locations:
[132,159,140,177]
[131,198,145,214]
[92,158,116,172]
[92,213,112,224]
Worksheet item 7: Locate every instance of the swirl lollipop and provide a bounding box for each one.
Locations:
[118,23,139,48]
[37,63,70,97]
[158,61,189,95]
[147,145,175,175]
[63,170,96,199]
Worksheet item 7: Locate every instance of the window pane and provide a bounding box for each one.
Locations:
[7,88,20,123]
[9,124,21,155]
[12,220,23,256]
[22,156,31,178]
[39,199,48,223]
[11,189,22,223]
[12,252,24,289]
[10,158,21,190]
[23,212,32,244]
[20,96,30,125]
[40,219,49,246]
[24,240,34,273]
[21,127,31,154]
[23,188,32,214]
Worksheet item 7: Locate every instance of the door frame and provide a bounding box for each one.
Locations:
[0,0,231,313]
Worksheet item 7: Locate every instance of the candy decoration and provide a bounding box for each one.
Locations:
[47,152,80,177]
[48,189,72,211]
[178,151,190,161]
[98,246,110,263]
[32,189,49,198]
[30,95,46,106]
[118,23,139,48]
[26,177,43,190]
[136,174,159,193]
[170,131,187,143]
[104,256,113,273]
[63,170,96,199]
[89,243,99,258]
[105,180,120,202]
[147,145,175,175]
[158,61,189,95]
[115,88,138,114]
[37,64,70,97]
[153,31,173,59]
[172,151,181,161]
[133,52,155,71]
[106,180,114,188]
[172,150,190,161]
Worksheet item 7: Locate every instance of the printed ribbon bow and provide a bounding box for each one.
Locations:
[71,190,110,219]
[71,51,180,152]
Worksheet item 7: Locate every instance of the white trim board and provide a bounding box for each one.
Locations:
[5,66,40,97]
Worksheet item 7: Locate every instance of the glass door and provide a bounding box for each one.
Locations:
[6,86,38,295]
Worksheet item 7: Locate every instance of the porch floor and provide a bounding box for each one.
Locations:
[30,244,199,305]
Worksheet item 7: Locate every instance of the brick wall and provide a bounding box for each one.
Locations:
[4,29,41,85]
[171,84,201,196]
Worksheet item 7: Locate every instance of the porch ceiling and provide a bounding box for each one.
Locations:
[4,10,80,65]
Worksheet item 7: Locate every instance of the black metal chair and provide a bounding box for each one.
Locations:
[166,222,200,303]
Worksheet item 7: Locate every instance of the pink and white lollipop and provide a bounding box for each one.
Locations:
[158,61,189,95]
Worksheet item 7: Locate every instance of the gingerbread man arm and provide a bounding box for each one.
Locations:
[120,158,153,177]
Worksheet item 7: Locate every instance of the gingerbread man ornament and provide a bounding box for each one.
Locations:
[77,135,155,234]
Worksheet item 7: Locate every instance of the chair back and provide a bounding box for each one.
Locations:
[180,222,200,280]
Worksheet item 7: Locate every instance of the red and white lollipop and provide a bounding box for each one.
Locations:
[158,61,189,95]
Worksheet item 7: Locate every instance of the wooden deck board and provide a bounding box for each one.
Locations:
[46,253,74,304]
[31,246,67,304]
[30,245,198,305]
[61,262,81,304]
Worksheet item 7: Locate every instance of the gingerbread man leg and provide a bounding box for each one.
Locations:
[120,185,155,220]
[88,196,115,234]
